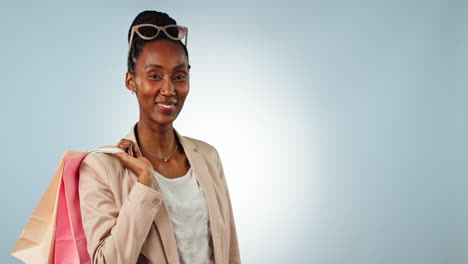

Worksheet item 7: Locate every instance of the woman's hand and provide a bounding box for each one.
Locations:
[114,139,154,187]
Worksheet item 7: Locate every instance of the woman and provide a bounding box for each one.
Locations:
[78,10,240,264]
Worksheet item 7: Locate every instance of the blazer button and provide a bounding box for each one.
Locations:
[152,198,159,205]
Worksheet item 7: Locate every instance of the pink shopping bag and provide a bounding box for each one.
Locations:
[11,147,124,264]
[54,153,91,264]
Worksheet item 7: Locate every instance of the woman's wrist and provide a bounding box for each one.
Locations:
[137,169,153,187]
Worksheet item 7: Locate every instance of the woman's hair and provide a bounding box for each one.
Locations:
[127,10,190,74]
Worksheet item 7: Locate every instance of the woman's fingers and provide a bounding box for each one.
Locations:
[114,150,152,178]
[114,152,127,164]
[134,147,141,158]
[115,152,133,173]
[117,139,138,157]
[115,151,133,166]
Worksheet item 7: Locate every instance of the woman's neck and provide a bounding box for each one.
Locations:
[135,120,177,157]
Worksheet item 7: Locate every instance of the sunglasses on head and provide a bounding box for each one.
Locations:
[127,23,189,59]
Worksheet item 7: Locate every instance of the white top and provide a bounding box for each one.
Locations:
[153,167,215,264]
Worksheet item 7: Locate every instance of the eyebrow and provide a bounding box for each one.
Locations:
[144,64,188,70]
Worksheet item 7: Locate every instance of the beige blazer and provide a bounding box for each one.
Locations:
[78,122,241,263]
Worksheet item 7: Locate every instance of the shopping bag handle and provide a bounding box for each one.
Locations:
[88,147,125,154]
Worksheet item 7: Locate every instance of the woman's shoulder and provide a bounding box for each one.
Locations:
[80,145,121,172]
[181,135,219,157]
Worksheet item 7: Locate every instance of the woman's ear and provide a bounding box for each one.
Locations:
[125,72,136,93]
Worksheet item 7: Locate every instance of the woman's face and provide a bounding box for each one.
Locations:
[126,39,190,126]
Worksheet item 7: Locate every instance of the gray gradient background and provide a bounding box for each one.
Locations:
[1,1,467,263]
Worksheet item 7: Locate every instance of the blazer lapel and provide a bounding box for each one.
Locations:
[177,135,223,264]
[122,122,222,264]
[121,123,179,263]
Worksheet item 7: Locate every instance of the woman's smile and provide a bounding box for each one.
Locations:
[156,102,176,112]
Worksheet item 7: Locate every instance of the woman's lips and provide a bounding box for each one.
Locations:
[155,102,175,112]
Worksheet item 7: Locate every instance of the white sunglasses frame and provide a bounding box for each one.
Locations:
[127,23,188,60]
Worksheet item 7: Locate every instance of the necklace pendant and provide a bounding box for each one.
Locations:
[163,158,168,162]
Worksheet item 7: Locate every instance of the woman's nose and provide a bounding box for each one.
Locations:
[160,79,175,95]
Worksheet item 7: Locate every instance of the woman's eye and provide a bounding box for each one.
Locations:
[149,74,162,79]
[173,74,187,80]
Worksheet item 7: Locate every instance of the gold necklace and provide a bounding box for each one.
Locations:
[141,143,178,163]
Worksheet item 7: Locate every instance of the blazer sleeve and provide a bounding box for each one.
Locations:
[214,148,241,264]
[78,153,163,264]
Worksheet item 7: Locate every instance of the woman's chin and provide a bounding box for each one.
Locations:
[152,115,176,125]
